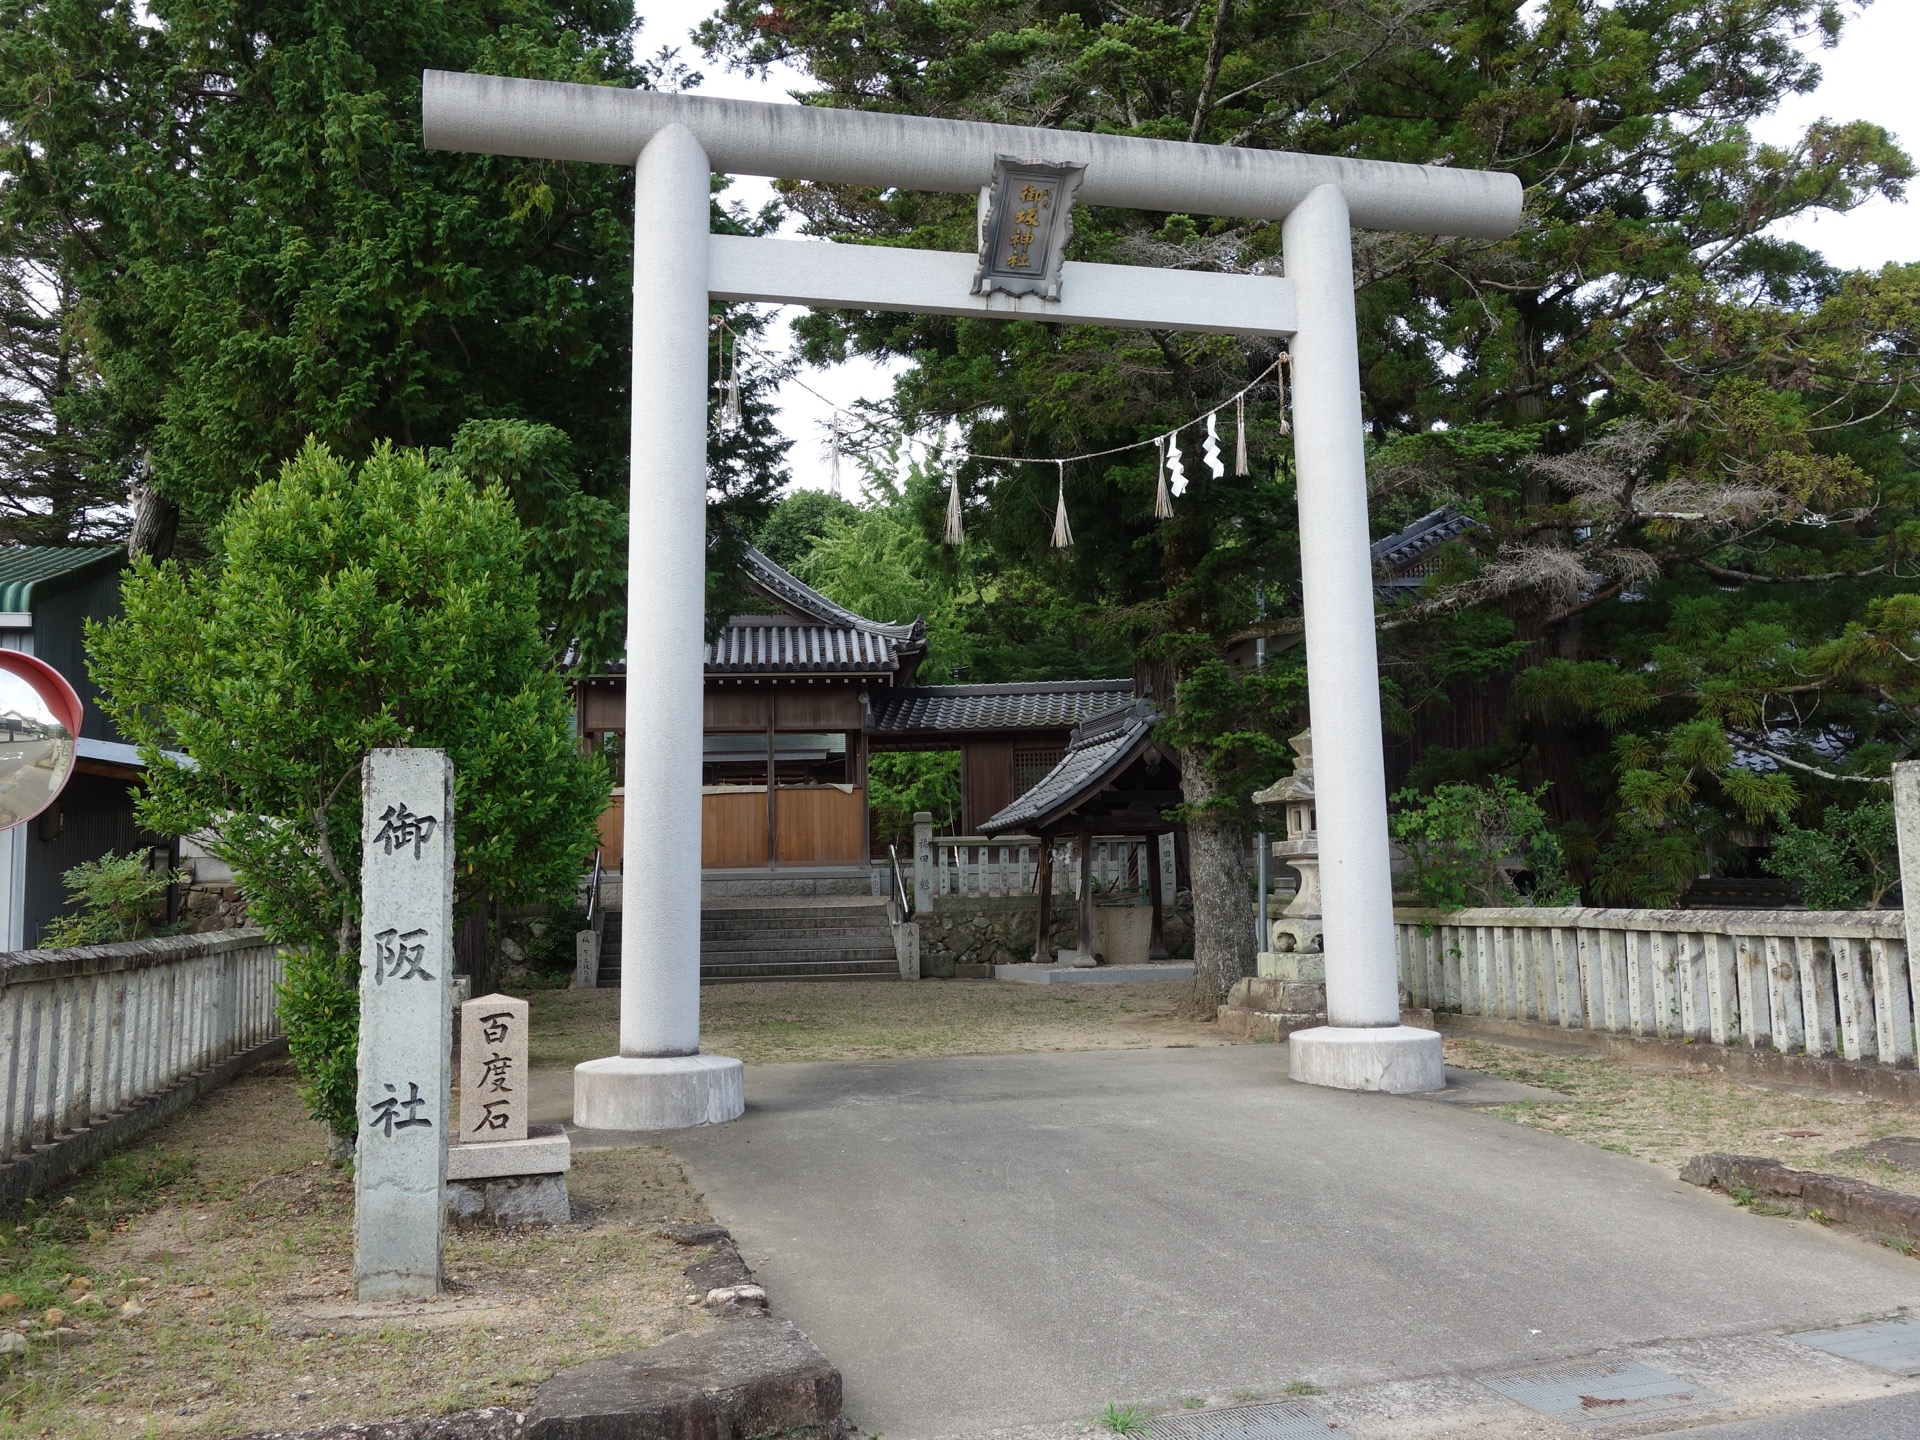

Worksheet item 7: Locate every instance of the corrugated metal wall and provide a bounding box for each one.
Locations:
[21,773,158,949]
[30,562,125,741]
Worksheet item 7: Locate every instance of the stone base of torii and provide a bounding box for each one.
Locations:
[421,72,1524,1122]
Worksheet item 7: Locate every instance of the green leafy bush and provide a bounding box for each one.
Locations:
[1390,779,1579,911]
[1761,799,1899,909]
[89,441,609,1136]
[41,851,173,948]
[277,945,361,1145]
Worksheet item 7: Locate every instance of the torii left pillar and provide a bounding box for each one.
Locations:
[573,122,745,1130]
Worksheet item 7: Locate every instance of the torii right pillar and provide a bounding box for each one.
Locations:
[1282,184,1445,1094]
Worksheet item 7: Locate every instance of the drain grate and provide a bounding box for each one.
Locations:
[1478,1360,1723,1431]
[1146,1400,1331,1440]
[1790,1316,1920,1375]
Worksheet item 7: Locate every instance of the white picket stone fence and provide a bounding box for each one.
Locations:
[916,833,1158,908]
[1396,907,1916,1065]
[0,929,285,1173]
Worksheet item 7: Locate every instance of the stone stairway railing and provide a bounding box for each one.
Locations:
[1395,907,1915,1065]
[1,928,285,1208]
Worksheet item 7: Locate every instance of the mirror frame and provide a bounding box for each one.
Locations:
[0,651,84,831]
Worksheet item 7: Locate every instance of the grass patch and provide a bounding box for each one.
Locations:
[531,978,1230,1070]
[1444,1035,1920,1193]
[1101,1401,1149,1436]
[0,1062,709,1439]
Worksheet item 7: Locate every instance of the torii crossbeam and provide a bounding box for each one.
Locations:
[423,72,1523,1123]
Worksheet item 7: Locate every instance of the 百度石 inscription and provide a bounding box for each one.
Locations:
[459,994,530,1144]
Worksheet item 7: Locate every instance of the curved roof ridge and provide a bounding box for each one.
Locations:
[742,546,922,642]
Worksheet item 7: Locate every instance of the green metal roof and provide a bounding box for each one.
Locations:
[0,546,125,613]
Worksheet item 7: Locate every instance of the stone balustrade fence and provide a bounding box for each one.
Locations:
[0,928,285,1208]
[1396,907,1916,1065]
[913,827,1165,911]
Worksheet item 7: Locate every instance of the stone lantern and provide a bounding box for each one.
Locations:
[1252,730,1323,977]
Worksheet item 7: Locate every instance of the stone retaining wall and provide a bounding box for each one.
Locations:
[916,893,1193,978]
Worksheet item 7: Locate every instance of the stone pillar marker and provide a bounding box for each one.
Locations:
[459,994,529,1143]
[354,747,454,1301]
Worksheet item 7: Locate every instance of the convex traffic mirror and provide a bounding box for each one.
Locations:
[0,652,82,831]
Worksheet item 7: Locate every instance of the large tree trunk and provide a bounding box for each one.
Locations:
[1178,745,1255,1018]
[128,477,179,561]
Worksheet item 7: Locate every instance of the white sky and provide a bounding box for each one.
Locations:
[639,0,1920,493]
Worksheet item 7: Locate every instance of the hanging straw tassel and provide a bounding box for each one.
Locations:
[1277,352,1292,436]
[1154,436,1174,519]
[1202,410,1225,480]
[1167,430,1188,497]
[826,417,843,497]
[1234,393,1249,475]
[945,461,965,546]
[1051,461,1073,549]
[721,333,743,431]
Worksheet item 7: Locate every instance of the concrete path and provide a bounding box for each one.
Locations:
[570,1045,1920,1437]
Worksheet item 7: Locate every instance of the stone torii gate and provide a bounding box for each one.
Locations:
[423,71,1522,1122]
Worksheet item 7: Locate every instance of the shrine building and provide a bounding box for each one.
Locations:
[573,547,1133,873]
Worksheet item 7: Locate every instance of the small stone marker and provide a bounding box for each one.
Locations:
[459,994,529,1144]
[354,748,453,1301]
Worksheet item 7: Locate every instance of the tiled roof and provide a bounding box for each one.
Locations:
[591,546,927,679]
[0,546,123,613]
[980,700,1162,835]
[869,680,1133,733]
[706,623,902,675]
[1371,506,1483,598]
[703,548,923,675]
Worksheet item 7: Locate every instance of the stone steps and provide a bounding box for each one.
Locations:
[596,890,899,985]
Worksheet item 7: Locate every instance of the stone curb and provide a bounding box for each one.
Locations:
[1681,1152,1920,1247]
[224,1226,841,1440]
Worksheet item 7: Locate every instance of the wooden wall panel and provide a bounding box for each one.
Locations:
[961,738,1015,833]
[596,793,625,871]
[705,687,772,730]
[582,683,626,731]
[703,789,770,868]
[774,687,863,729]
[774,787,867,864]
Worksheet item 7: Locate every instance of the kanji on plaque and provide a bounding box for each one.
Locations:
[459,993,530,1144]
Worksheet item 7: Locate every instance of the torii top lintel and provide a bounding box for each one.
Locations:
[422,71,1522,241]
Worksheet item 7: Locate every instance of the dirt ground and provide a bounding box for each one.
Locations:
[1443,1034,1920,1199]
[0,1062,713,1440]
[530,977,1230,1069]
